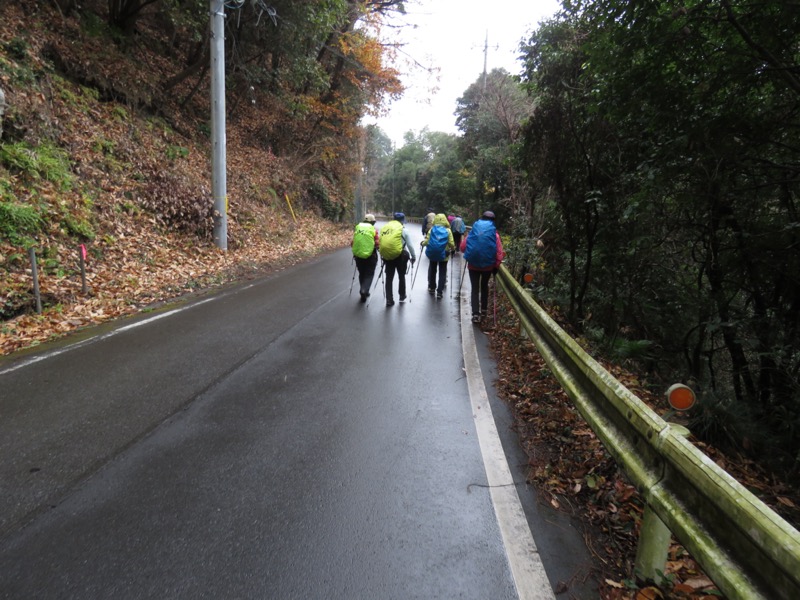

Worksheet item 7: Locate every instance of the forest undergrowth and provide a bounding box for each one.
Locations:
[485,281,800,600]
[0,2,353,355]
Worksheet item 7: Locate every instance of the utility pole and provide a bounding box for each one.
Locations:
[482,30,488,92]
[476,30,498,93]
[391,142,396,216]
[474,30,498,221]
[210,0,227,250]
[356,136,365,222]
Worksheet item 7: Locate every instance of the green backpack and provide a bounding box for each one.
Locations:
[352,222,376,259]
[379,220,404,260]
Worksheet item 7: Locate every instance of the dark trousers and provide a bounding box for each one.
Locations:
[427,260,447,294]
[384,251,410,302]
[453,232,462,252]
[355,253,377,295]
[469,269,492,316]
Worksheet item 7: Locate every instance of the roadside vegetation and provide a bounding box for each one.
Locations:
[1,0,404,351]
[2,2,799,599]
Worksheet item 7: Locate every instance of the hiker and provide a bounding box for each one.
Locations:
[460,210,505,323]
[379,212,416,307]
[351,213,379,302]
[421,213,455,299]
[450,215,465,253]
[421,210,435,237]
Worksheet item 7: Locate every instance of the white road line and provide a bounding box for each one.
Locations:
[0,297,216,376]
[460,291,556,600]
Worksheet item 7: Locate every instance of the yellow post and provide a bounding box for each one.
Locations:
[285,194,297,223]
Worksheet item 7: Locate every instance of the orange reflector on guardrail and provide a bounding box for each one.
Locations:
[666,384,696,411]
[523,273,534,284]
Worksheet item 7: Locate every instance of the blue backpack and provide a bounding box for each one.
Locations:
[464,219,497,268]
[426,225,449,261]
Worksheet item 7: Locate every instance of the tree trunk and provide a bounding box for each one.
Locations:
[705,191,757,405]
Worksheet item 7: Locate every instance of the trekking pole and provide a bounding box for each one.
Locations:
[411,256,422,291]
[493,273,497,327]
[376,260,386,298]
[456,259,468,299]
[408,259,418,302]
[349,260,357,296]
[373,260,384,291]
[450,255,454,298]
[411,243,422,291]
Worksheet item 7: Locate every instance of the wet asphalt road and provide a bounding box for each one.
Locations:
[0,224,595,599]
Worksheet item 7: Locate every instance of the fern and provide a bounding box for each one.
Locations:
[0,142,75,190]
[0,200,42,246]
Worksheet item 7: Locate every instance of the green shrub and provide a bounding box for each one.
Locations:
[0,200,42,246]
[689,393,765,455]
[92,139,116,155]
[0,52,36,85]
[165,145,190,160]
[3,38,29,60]
[610,337,655,361]
[0,143,38,176]
[62,213,95,240]
[0,142,75,190]
[1,287,31,320]
[81,11,108,38]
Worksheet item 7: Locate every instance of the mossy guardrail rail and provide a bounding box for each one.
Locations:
[496,265,800,600]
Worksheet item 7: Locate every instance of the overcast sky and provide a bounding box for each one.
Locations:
[364,0,563,147]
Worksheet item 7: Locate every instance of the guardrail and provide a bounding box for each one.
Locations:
[496,265,800,600]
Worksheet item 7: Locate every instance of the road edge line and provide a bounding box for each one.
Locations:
[460,289,556,600]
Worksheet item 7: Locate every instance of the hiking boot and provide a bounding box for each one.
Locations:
[386,300,395,307]
[436,291,443,299]
[428,287,435,294]
[399,296,407,303]
[472,314,481,323]
[359,292,367,303]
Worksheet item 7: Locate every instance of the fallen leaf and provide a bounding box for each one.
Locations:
[635,587,662,600]
[684,576,714,589]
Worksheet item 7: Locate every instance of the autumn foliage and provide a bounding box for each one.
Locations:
[0,0,402,352]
